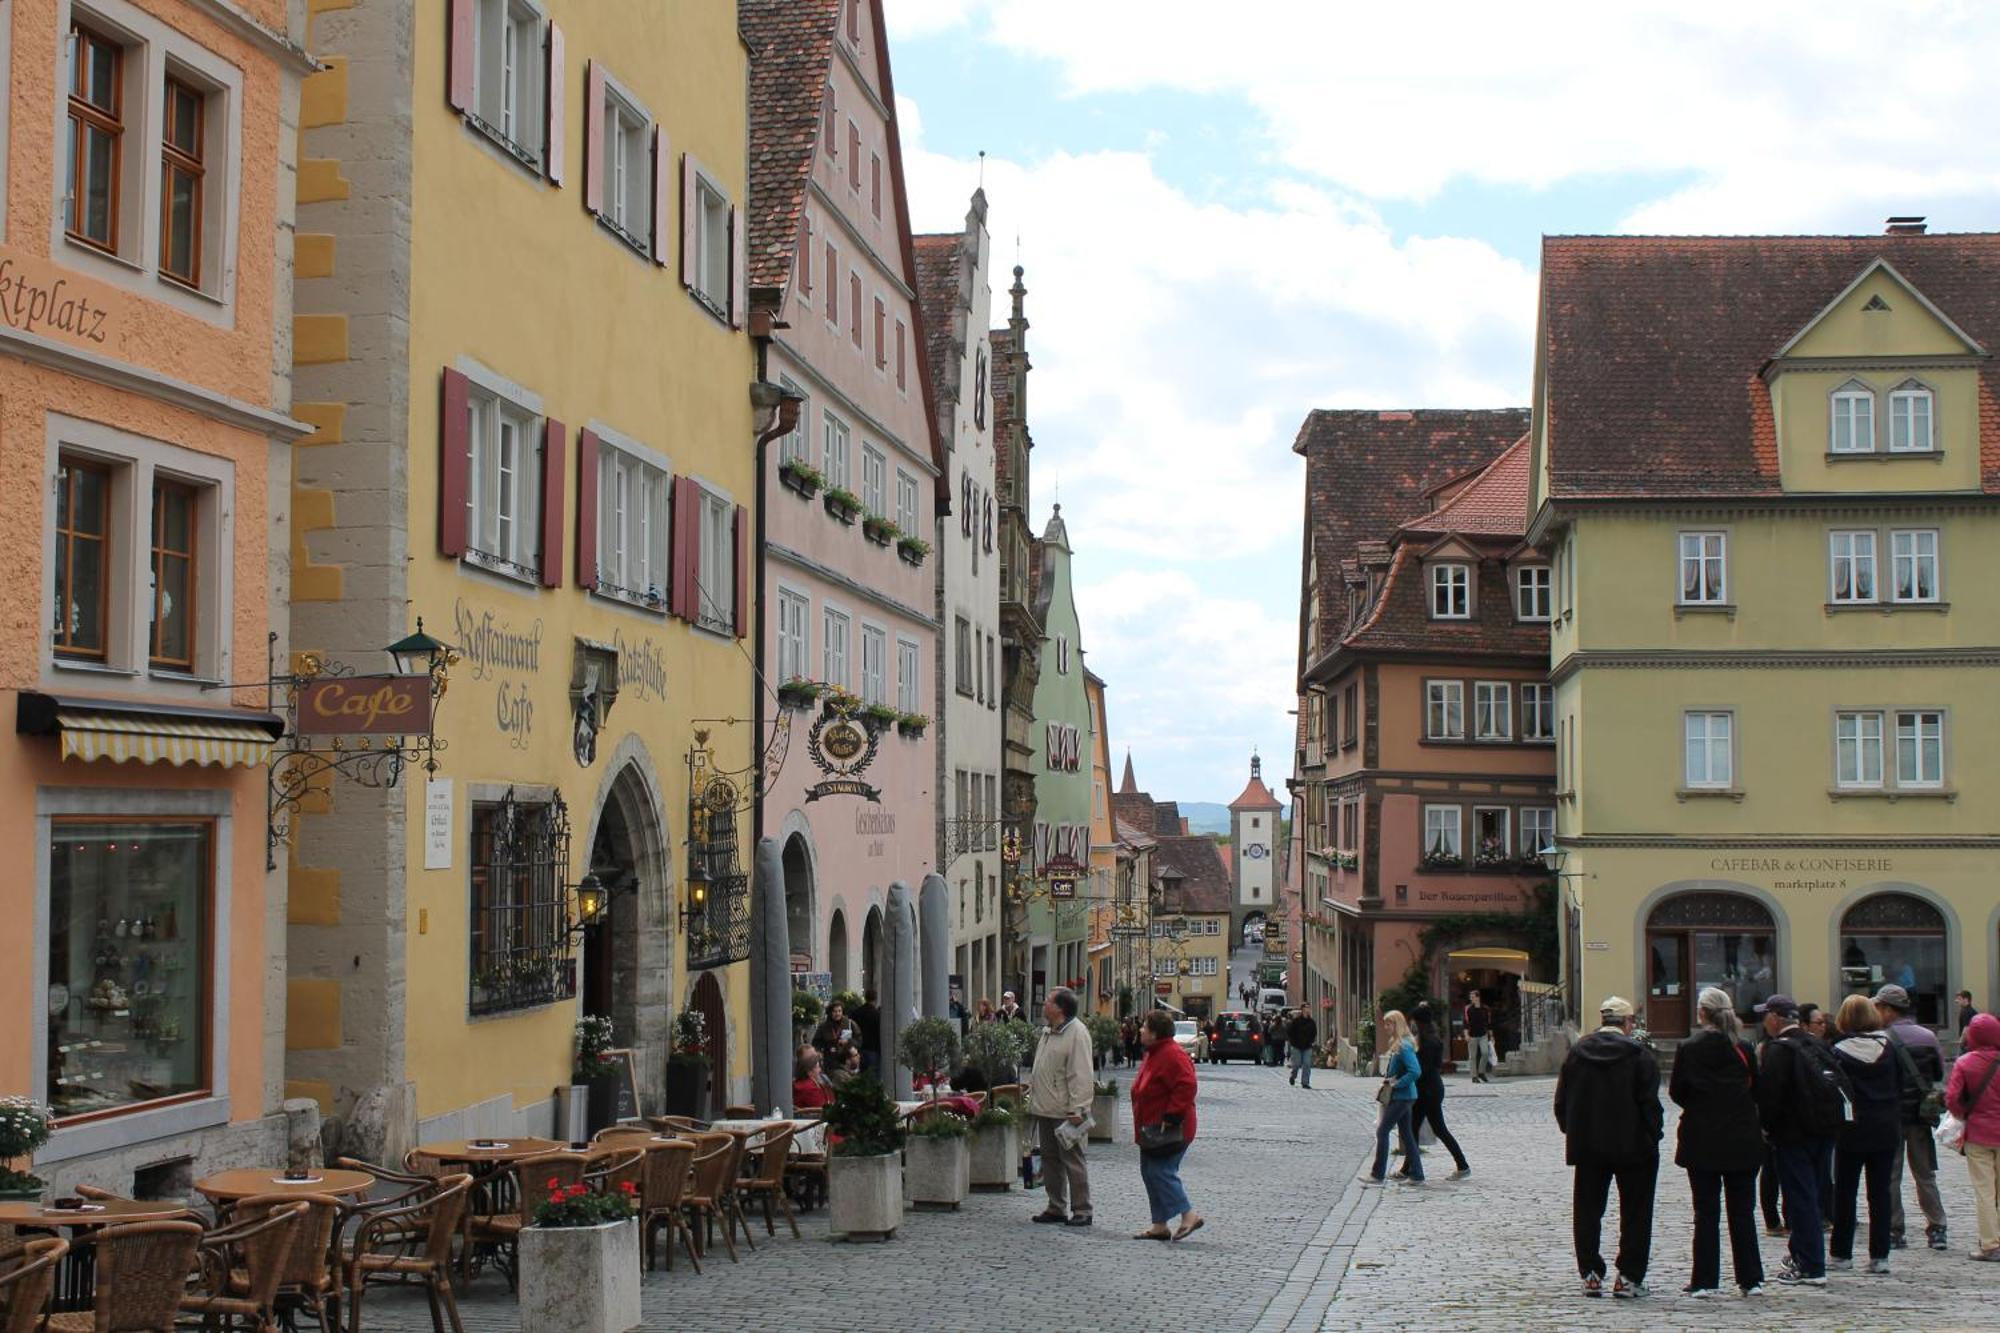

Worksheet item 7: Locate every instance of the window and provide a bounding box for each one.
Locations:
[1339,799,1358,851]
[465,388,541,576]
[860,625,886,705]
[779,380,808,467]
[159,77,205,287]
[1888,384,1934,453]
[1472,808,1510,866]
[1342,683,1358,746]
[1835,711,1883,789]
[822,412,850,489]
[599,86,650,247]
[1474,682,1512,741]
[1425,681,1464,740]
[53,456,112,660]
[148,479,197,669]
[895,470,918,535]
[984,774,997,848]
[777,589,811,683]
[1429,563,1470,618]
[821,85,835,158]
[1831,384,1876,453]
[474,0,542,158]
[974,348,987,429]
[821,608,849,687]
[1422,806,1461,863]
[861,445,885,518]
[897,638,919,713]
[955,770,970,852]
[1515,565,1551,621]
[1890,529,1939,603]
[66,22,124,252]
[47,819,213,1119]
[1895,710,1943,787]
[954,616,973,697]
[1677,531,1727,605]
[468,794,575,1015]
[1683,711,1734,789]
[694,174,730,311]
[596,444,669,604]
[694,489,733,633]
[1829,530,1877,603]
[1520,807,1554,860]
[1521,683,1554,741]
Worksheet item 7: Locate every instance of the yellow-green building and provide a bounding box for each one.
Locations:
[1528,225,2000,1042]
[287,1,758,1154]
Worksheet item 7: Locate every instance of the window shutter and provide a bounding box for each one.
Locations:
[874,299,885,367]
[438,368,470,557]
[447,0,474,112]
[825,244,838,322]
[896,320,906,390]
[651,125,672,266]
[730,205,747,329]
[800,217,813,297]
[575,427,599,589]
[539,418,565,587]
[544,22,565,184]
[671,476,700,621]
[732,504,749,638]
[870,154,881,217]
[680,154,699,291]
[582,62,605,215]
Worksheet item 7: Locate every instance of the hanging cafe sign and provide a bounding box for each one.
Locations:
[803,688,888,803]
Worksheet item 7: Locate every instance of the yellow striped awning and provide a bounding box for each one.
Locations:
[56,710,277,768]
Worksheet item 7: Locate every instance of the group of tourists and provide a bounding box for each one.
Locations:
[1544,983,2000,1301]
[1360,1003,1473,1185]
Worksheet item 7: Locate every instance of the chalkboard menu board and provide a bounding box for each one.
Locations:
[605,1048,640,1121]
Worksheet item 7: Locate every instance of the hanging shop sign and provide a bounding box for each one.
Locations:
[803,697,886,803]
[1049,875,1078,899]
[296,675,433,736]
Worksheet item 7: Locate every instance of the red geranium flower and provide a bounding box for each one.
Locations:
[546,1176,560,1190]
[619,1181,638,1195]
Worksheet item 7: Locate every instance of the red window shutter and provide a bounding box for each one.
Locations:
[651,125,672,266]
[825,244,838,322]
[850,273,861,345]
[732,504,749,638]
[823,86,835,158]
[539,418,565,587]
[800,217,813,297]
[671,476,701,621]
[680,155,699,292]
[896,320,906,390]
[730,205,747,330]
[870,154,881,218]
[575,427,599,589]
[582,62,605,215]
[438,368,470,557]
[847,0,859,43]
[874,298,886,368]
[544,22,565,184]
[447,0,474,112]
[848,124,860,189]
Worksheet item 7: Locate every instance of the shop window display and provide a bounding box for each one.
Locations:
[1840,891,1947,1026]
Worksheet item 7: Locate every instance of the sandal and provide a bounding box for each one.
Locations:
[1133,1227,1172,1241]
[1173,1214,1206,1241]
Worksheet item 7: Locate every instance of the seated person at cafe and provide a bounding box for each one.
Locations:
[794,1044,834,1111]
[826,1041,863,1087]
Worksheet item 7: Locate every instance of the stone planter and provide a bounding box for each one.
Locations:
[1089,1092,1120,1144]
[968,1121,1019,1191]
[518,1218,640,1333]
[828,1151,902,1240]
[903,1134,969,1209]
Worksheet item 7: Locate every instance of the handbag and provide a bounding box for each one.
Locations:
[1375,1078,1393,1106]
[1137,1118,1185,1155]
[1941,1053,2000,1155]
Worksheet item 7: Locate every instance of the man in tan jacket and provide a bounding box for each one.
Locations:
[1028,987,1096,1225]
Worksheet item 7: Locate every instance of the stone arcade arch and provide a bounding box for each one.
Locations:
[579,745,672,1110]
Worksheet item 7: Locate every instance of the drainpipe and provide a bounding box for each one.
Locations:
[747,295,802,859]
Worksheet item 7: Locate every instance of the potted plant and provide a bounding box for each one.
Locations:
[899,1017,962,1102]
[778,458,824,498]
[823,1076,905,1240]
[572,1015,623,1134]
[861,702,901,731]
[823,487,863,524]
[776,678,823,711]
[518,1176,641,1333]
[862,514,898,546]
[903,1110,971,1209]
[0,1097,54,1203]
[895,712,929,739]
[664,1009,709,1120]
[965,1103,1019,1192]
[1088,1079,1122,1144]
[792,990,825,1048]
[896,534,931,566]
[820,688,863,719]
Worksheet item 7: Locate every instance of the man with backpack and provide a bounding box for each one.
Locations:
[1756,994,1847,1287]
[1875,984,1948,1251]
[1554,996,1662,1299]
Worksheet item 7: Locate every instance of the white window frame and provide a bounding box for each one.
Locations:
[1473,681,1512,741]
[859,623,886,705]
[1828,530,1877,605]
[1888,383,1935,454]
[1421,805,1461,861]
[895,469,919,536]
[1521,683,1554,742]
[1515,565,1551,621]
[463,375,543,582]
[860,444,886,519]
[1425,680,1464,740]
[1471,806,1510,865]
[821,605,849,688]
[1894,709,1944,788]
[1834,710,1883,789]
[1889,528,1940,603]
[692,165,731,313]
[1519,807,1554,860]
[821,411,850,490]
[693,484,733,635]
[597,73,652,252]
[778,379,809,467]
[1677,531,1728,606]
[776,585,811,684]
[1830,383,1876,454]
[953,615,973,698]
[592,427,670,611]
[473,0,544,164]
[896,635,920,714]
[1429,562,1470,619]
[1683,710,1734,790]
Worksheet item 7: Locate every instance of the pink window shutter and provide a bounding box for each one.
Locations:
[539,418,565,587]
[826,244,838,322]
[582,62,605,215]
[874,298,886,368]
[544,22,565,184]
[575,427,599,589]
[447,0,474,112]
[896,320,906,391]
[850,274,861,345]
[651,126,672,265]
[732,504,749,638]
[672,477,701,622]
[730,205,747,329]
[871,155,881,217]
[800,217,813,297]
[438,368,471,557]
[680,155,699,291]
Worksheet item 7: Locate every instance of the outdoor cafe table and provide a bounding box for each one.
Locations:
[0,1196,198,1312]
[194,1167,376,1204]
[410,1138,563,1168]
[706,1118,828,1155]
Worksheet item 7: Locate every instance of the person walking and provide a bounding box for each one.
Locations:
[1130,1010,1204,1241]
[1401,1004,1470,1180]
[1027,987,1095,1227]
[1948,1012,2000,1260]
[1873,984,1948,1251]
[1958,990,1980,1039]
[1827,994,1902,1275]
[852,988,883,1075]
[1554,996,1662,1299]
[1464,989,1496,1084]
[1360,1010,1423,1187]
[1757,994,1842,1288]
[997,991,1023,1024]
[1287,1008,1319,1089]
[1669,988,1765,1297]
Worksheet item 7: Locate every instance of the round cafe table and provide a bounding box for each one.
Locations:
[0,1197,200,1312]
[410,1138,563,1166]
[194,1167,376,1203]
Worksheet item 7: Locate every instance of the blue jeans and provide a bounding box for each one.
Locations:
[1140,1146,1193,1224]
[1775,1138,1834,1276]
[1290,1044,1313,1087]
[1371,1097,1422,1181]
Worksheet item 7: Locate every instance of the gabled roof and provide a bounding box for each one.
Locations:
[1774,257,1987,359]
[1228,763,1283,811]
[1329,543,1548,663]
[1401,436,1532,540]
[1152,835,1231,915]
[912,232,962,415]
[1539,232,2000,499]
[741,0,839,294]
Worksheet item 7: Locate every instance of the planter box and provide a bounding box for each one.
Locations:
[518,1218,640,1333]
[663,1061,708,1120]
[904,1134,970,1209]
[828,1151,903,1240]
[968,1121,1019,1191]
[1089,1093,1120,1144]
[823,495,860,525]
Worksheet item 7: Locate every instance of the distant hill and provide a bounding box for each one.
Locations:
[1179,802,1230,836]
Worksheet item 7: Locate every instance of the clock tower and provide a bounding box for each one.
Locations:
[1228,752,1285,948]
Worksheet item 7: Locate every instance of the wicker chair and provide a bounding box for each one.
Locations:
[41,1219,203,1333]
[222,1192,344,1333]
[584,1147,646,1197]
[646,1115,707,1135]
[462,1152,587,1288]
[680,1134,748,1263]
[722,1104,758,1119]
[637,1140,699,1274]
[987,1082,1025,1114]
[0,1237,66,1333]
[342,1172,471,1333]
[589,1125,653,1145]
[736,1124,801,1239]
[179,1197,309,1332]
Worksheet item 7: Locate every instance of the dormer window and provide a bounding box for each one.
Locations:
[1888,383,1935,453]
[1429,563,1470,619]
[1830,382,1876,454]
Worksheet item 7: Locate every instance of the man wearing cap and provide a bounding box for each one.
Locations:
[1875,983,1948,1251]
[1756,993,1835,1287]
[1554,996,1662,1299]
[997,990,1023,1024]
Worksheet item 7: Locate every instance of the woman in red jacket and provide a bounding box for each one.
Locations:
[1131,1009,1204,1241]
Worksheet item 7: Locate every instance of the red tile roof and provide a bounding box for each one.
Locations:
[1228,771,1283,811]
[1403,435,1531,539]
[1540,232,2000,498]
[741,0,839,294]
[1334,542,1548,661]
[1152,835,1231,915]
[912,233,962,416]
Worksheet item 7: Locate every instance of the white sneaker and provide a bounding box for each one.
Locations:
[1447,1166,1472,1180]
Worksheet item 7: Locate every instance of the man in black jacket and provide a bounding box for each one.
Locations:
[1286,1009,1319,1088]
[1554,996,1662,1300]
[852,989,883,1075]
[1755,993,1834,1287]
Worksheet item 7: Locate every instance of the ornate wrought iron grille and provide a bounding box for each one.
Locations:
[468,790,576,1015]
[685,763,751,970]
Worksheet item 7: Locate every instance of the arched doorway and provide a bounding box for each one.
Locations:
[1840,892,1948,1025]
[828,910,849,992]
[862,905,884,997]
[1646,891,1777,1037]
[1241,910,1267,950]
[782,835,815,967]
[692,971,727,1119]
[582,760,670,1103]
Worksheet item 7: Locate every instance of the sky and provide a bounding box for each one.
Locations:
[886,0,2000,807]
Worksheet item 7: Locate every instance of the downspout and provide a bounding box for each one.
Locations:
[747,297,801,857]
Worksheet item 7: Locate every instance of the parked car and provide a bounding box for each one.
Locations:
[1172,1019,1200,1059]
[1207,1011,1263,1063]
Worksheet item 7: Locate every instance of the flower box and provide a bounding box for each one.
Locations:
[895,713,929,739]
[779,460,824,498]
[829,1151,903,1240]
[518,1218,640,1333]
[903,1133,970,1210]
[776,679,823,711]
[896,536,930,566]
[968,1118,1019,1191]
[823,489,862,525]
[862,516,898,546]
[861,703,901,731]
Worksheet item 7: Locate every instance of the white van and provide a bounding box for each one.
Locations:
[1258,987,1290,1014]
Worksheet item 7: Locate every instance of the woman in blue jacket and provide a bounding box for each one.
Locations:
[1362,1009,1424,1185]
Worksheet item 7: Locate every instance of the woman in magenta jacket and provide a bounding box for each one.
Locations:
[1131,1009,1204,1241]
[1949,1012,2000,1260]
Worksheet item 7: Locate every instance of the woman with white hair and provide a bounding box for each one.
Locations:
[1667,987,1765,1296]
[1360,1009,1424,1186]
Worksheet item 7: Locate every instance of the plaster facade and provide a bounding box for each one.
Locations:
[1026,507,1092,1004]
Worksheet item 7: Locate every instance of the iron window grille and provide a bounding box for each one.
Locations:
[468,790,576,1016]
[685,780,750,970]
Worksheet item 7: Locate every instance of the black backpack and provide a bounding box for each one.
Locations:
[1787,1032,1854,1137]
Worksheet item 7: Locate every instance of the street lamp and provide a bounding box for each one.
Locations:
[574,873,608,926]
[386,618,450,677]
[679,864,711,932]
[1538,844,1569,876]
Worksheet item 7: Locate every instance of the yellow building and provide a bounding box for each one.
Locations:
[1528,226,2000,1042]
[287,1,758,1153]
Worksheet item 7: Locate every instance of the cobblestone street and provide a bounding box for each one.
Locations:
[358,1064,1997,1332]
